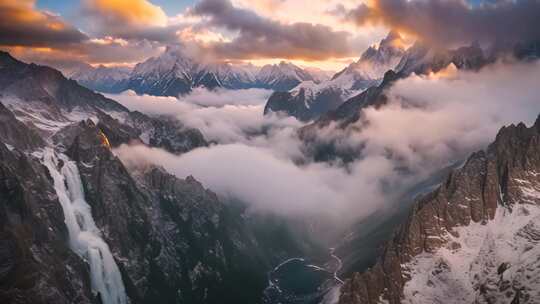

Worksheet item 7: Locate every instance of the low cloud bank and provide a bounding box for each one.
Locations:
[111,60,540,225]
[107,88,302,150]
[179,87,273,107]
[359,61,540,168]
[115,143,386,220]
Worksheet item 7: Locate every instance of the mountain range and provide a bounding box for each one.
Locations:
[62,46,330,97]
[65,63,131,93]
[263,31,406,121]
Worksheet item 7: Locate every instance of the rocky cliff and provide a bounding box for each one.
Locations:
[339,116,540,304]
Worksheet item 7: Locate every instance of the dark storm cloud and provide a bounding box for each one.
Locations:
[190,0,353,60]
[338,0,540,47]
[0,1,87,47]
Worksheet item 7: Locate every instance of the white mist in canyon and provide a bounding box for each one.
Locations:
[111,60,540,224]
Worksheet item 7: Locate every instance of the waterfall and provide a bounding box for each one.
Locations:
[42,148,127,304]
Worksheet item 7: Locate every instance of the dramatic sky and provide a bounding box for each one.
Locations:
[1,0,539,70]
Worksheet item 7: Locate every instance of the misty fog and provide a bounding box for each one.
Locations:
[111,60,540,227]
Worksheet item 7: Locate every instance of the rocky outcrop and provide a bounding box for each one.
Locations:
[93,110,208,154]
[0,102,45,151]
[263,88,344,122]
[339,115,540,304]
[122,111,207,154]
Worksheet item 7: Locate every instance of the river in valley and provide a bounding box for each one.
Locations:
[263,249,343,304]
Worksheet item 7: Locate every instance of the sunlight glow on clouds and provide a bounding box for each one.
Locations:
[3,0,540,69]
[0,0,86,47]
[85,0,168,27]
[0,0,385,69]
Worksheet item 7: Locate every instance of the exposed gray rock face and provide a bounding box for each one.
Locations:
[0,102,44,151]
[338,115,540,304]
[119,111,207,154]
[263,88,344,122]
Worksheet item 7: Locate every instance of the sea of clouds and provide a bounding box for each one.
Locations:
[109,60,540,227]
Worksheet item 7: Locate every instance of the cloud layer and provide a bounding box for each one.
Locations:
[337,0,540,47]
[107,88,301,145]
[189,0,354,60]
[0,0,87,47]
[82,0,183,43]
[85,0,168,27]
[0,0,379,68]
[112,60,540,228]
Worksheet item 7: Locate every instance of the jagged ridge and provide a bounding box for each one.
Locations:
[339,116,540,304]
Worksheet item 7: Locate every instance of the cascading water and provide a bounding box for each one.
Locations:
[41,148,127,304]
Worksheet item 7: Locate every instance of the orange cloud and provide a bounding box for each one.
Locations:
[2,37,162,68]
[0,0,169,68]
[0,0,86,47]
[85,0,168,27]
[190,0,355,61]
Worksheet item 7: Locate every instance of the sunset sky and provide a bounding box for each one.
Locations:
[1,0,538,70]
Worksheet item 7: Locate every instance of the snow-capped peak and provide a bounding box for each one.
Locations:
[334,31,406,82]
[67,45,323,96]
[256,61,316,88]
[132,45,195,79]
